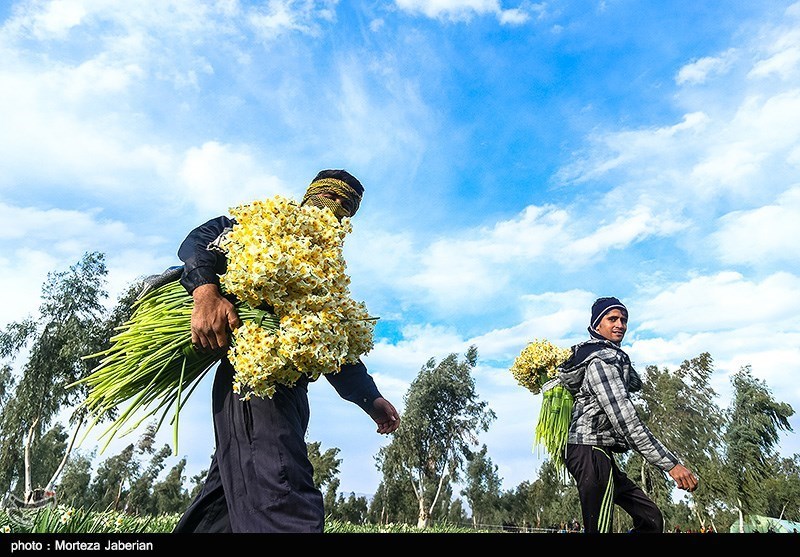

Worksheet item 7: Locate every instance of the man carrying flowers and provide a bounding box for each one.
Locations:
[559,297,697,533]
[172,169,400,533]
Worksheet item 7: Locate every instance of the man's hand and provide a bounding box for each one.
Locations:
[669,463,698,492]
[190,283,241,352]
[368,397,400,435]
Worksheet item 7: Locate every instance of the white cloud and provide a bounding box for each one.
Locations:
[560,14,800,219]
[675,49,736,85]
[0,202,169,328]
[369,323,468,374]
[0,249,59,328]
[636,271,800,334]
[178,142,290,214]
[247,0,338,40]
[563,205,687,261]
[0,59,169,194]
[498,7,529,25]
[468,289,593,361]
[401,205,566,310]
[332,56,431,166]
[555,111,711,187]
[711,186,800,266]
[354,199,691,317]
[747,3,800,81]
[749,45,800,80]
[394,0,529,24]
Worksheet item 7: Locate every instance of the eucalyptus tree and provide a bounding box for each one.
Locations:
[54,449,94,509]
[375,346,495,528]
[87,443,137,512]
[628,352,727,529]
[724,365,794,530]
[461,444,502,528]
[329,492,369,524]
[151,458,192,515]
[763,455,800,522]
[0,252,113,501]
[367,474,417,525]
[307,441,341,491]
[307,441,342,517]
[126,437,173,515]
[0,364,14,413]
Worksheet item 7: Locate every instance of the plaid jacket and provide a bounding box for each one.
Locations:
[559,338,679,472]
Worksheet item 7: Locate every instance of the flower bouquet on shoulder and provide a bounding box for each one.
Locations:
[510,338,573,473]
[74,195,376,452]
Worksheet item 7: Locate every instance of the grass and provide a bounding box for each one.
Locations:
[0,506,497,534]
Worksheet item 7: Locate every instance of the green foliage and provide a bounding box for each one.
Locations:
[725,365,795,514]
[55,449,95,509]
[77,423,194,515]
[0,252,117,496]
[763,455,800,522]
[150,458,191,515]
[308,441,341,490]
[368,476,418,525]
[328,492,369,524]
[461,444,502,526]
[375,345,495,528]
[0,506,174,534]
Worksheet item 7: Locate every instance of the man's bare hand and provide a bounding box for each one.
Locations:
[669,463,698,492]
[369,397,400,435]
[190,283,241,352]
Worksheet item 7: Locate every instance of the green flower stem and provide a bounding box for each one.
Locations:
[73,279,277,454]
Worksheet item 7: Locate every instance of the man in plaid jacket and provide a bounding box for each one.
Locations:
[560,297,697,533]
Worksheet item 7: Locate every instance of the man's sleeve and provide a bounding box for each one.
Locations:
[585,351,679,471]
[324,360,382,414]
[177,215,232,295]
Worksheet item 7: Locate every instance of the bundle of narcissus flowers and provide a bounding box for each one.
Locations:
[219,195,375,399]
[75,195,376,451]
[510,339,573,472]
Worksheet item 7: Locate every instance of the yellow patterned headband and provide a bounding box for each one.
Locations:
[301,177,362,216]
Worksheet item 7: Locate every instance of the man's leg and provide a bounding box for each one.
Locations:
[612,466,664,533]
[172,453,232,533]
[566,444,615,533]
[213,360,324,533]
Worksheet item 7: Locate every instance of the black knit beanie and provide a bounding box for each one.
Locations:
[590,297,628,330]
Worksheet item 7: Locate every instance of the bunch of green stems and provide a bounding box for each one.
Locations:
[74,279,277,453]
[534,384,574,477]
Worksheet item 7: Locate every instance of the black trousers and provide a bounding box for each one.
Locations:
[173,359,324,533]
[565,443,664,533]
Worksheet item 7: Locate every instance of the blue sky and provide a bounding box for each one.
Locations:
[1,0,799,502]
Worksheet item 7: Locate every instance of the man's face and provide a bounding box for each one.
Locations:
[304,191,353,220]
[318,191,355,217]
[595,309,628,343]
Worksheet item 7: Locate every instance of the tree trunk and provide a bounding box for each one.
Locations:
[417,496,430,528]
[411,475,429,529]
[45,414,84,494]
[737,499,744,533]
[640,460,647,495]
[23,417,40,504]
[692,504,705,530]
[114,479,124,511]
[425,468,449,525]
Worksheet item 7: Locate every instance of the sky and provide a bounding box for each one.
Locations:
[1,0,799,503]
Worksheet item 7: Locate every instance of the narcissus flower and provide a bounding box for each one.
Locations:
[76,194,375,451]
